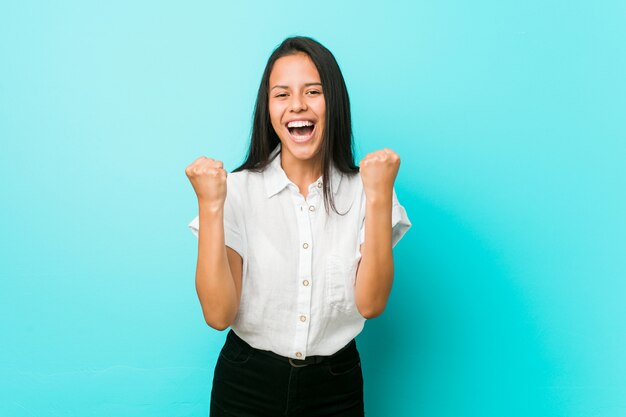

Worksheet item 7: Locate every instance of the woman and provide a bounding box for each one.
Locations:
[186,36,411,417]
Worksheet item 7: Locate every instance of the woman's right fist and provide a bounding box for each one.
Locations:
[185,157,227,208]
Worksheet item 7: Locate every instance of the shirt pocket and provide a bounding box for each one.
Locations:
[325,254,359,313]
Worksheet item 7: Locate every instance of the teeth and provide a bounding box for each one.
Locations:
[287,120,314,128]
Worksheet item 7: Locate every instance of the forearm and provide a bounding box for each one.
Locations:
[195,203,239,329]
[354,196,394,319]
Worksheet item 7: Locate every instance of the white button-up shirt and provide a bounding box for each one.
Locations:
[189,143,411,359]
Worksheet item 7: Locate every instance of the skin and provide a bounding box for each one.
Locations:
[354,148,400,318]
[185,52,400,329]
[268,52,326,198]
[185,157,242,330]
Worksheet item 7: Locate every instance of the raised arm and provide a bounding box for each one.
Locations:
[354,149,400,319]
[186,157,242,330]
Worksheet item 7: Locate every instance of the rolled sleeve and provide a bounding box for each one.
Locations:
[390,191,411,248]
[187,178,245,259]
[188,215,200,237]
[223,194,244,258]
[359,187,411,248]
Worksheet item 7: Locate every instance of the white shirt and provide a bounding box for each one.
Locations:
[188,143,411,359]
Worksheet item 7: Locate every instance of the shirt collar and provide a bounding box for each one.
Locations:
[264,143,342,198]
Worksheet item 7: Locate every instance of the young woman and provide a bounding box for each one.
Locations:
[186,36,411,417]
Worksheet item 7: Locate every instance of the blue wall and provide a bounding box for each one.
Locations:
[1,1,625,416]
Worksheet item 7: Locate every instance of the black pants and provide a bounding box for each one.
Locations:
[210,330,364,417]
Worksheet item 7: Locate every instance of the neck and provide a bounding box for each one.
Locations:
[280,152,323,196]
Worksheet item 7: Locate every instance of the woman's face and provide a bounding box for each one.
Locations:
[268,53,326,167]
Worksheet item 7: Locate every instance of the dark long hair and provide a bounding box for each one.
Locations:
[233,36,359,215]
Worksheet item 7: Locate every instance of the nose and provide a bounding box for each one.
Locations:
[289,94,307,112]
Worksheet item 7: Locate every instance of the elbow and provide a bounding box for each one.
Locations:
[356,301,387,320]
[354,265,394,319]
[202,311,234,331]
[204,316,231,331]
[355,285,391,319]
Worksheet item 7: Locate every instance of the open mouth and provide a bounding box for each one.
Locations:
[286,120,316,143]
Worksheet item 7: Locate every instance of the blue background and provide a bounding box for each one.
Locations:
[1,1,625,416]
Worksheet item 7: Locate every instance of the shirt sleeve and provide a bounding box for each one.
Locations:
[359,187,411,248]
[187,177,245,259]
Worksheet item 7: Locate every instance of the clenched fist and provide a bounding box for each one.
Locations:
[359,148,400,203]
[185,157,227,209]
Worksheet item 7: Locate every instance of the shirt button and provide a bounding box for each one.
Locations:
[300,315,307,322]
[302,243,309,249]
[317,181,322,188]
[309,205,315,212]
[295,352,303,358]
[302,279,310,286]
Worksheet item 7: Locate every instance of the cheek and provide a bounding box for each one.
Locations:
[268,104,282,129]
[269,100,286,117]
[314,101,326,120]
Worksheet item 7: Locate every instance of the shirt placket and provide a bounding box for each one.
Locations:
[289,181,321,359]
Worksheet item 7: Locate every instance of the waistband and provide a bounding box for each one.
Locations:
[226,329,356,368]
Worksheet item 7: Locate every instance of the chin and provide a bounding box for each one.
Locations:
[281,138,322,162]
[274,118,325,162]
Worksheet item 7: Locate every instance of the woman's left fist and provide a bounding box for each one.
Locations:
[359,148,400,202]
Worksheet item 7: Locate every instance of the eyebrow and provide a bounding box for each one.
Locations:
[271,82,322,90]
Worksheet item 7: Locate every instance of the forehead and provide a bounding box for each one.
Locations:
[269,53,321,85]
